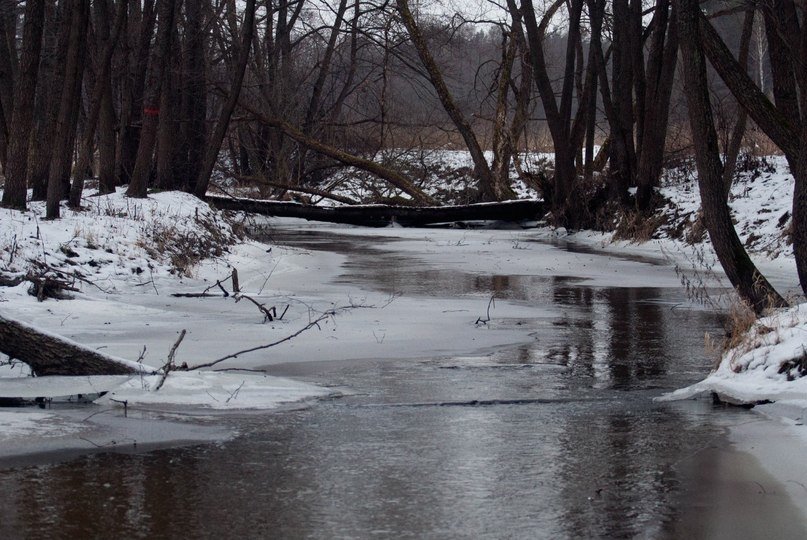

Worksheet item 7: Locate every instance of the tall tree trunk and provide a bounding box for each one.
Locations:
[635,0,679,212]
[126,0,176,198]
[676,0,786,314]
[696,4,806,296]
[0,0,15,169]
[45,0,89,219]
[177,0,206,192]
[1,0,45,210]
[68,0,127,207]
[720,7,754,201]
[193,0,257,198]
[117,0,155,188]
[518,0,588,224]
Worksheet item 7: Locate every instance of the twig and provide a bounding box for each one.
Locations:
[190,313,331,370]
[476,296,496,325]
[225,381,246,403]
[35,261,114,294]
[154,329,187,391]
[235,294,277,322]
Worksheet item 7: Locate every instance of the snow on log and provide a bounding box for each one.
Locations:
[0,314,147,376]
[206,196,545,227]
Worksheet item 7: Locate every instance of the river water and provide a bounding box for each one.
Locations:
[1,226,805,538]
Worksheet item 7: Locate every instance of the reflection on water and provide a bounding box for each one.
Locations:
[2,228,795,538]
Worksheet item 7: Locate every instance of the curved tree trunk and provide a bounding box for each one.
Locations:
[676,0,786,314]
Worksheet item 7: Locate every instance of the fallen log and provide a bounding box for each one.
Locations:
[205,196,545,227]
[0,314,145,376]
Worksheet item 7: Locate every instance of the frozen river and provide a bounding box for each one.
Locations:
[1,223,805,538]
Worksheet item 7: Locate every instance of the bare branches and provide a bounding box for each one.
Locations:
[189,312,331,371]
[154,329,187,391]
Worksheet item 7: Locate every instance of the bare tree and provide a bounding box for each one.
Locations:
[1,0,45,210]
[675,0,786,313]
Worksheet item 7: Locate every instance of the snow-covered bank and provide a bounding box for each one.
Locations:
[0,190,335,418]
[661,303,807,408]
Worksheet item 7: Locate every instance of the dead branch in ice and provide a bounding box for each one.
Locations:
[189,296,397,371]
[188,312,332,370]
[154,329,187,391]
[172,268,289,323]
[475,296,496,325]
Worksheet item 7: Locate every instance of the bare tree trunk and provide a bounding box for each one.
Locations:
[608,0,637,204]
[720,7,754,201]
[68,0,127,207]
[676,0,786,314]
[126,0,176,198]
[117,0,155,188]
[635,0,678,212]
[45,0,89,219]
[193,0,257,197]
[177,0,206,192]
[518,0,588,224]
[0,0,15,169]
[1,0,45,210]
[696,4,806,297]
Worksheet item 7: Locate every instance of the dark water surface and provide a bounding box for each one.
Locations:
[1,228,802,538]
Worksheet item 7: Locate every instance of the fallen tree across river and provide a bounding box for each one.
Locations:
[205,196,546,227]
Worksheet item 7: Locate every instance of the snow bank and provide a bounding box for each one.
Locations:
[0,188,240,284]
[660,303,807,405]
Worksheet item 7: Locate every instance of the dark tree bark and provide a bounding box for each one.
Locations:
[97,0,119,195]
[676,0,786,314]
[1,0,45,210]
[518,0,591,225]
[177,0,206,192]
[635,0,679,211]
[608,0,638,204]
[117,0,156,188]
[720,7,754,201]
[155,58,178,190]
[0,314,140,376]
[0,0,15,169]
[193,0,257,197]
[695,4,806,297]
[126,0,176,198]
[68,0,127,207]
[45,0,90,219]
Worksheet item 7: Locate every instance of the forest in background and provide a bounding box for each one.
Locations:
[0,0,805,315]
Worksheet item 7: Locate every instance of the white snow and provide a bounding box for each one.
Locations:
[96,370,332,410]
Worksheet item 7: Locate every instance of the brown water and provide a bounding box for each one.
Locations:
[1,227,804,538]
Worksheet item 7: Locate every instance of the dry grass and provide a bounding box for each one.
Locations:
[137,209,241,277]
[612,209,668,242]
